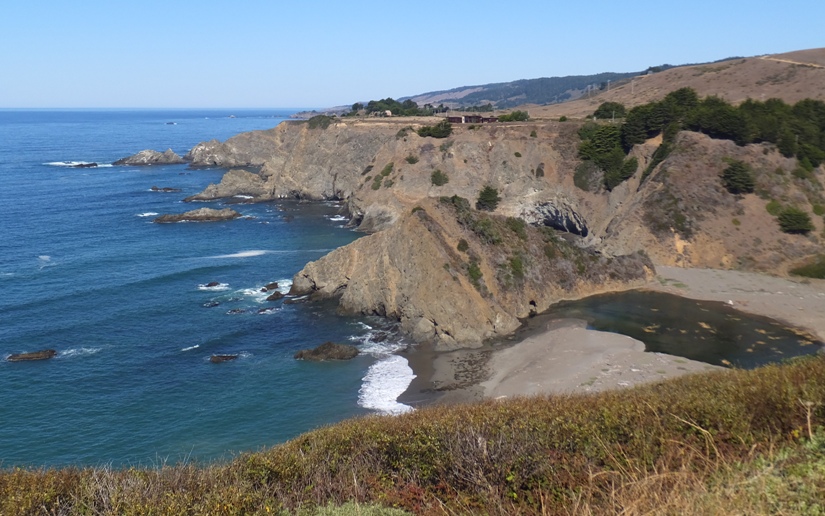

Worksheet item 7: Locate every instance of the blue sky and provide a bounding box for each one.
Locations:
[1,0,823,108]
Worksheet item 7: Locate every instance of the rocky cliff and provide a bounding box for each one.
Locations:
[182,116,824,348]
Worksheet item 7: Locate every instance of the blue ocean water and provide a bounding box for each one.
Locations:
[0,109,412,468]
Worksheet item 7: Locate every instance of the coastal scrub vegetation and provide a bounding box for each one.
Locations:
[347,98,449,117]
[497,110,529,122]
[791,255,825,278]
[577,88,825,191]
[721,159,756,194]
[306,115,334,130]
[2,356,823,514]
[430,169,449,186]
[476,186,501,211]
[416,120,453,139]
[777,206,814,234]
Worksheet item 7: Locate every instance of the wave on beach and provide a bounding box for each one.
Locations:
[351,326,415,414]
[359,355,415,414]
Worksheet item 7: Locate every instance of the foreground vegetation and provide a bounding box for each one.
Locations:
[2,355,824,514]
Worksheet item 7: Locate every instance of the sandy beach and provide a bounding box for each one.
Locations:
[401,267,825,405]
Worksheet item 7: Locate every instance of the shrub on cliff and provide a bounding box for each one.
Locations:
[417,120,452,138]
[721,160,755,194]
[498,110,529,122]
[777,207,814,234]
[307,115,334,129]
[476,186,501,211]
[430,169,449,186]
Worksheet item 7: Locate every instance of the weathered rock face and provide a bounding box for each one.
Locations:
[520,200,589,236]
[184,169,270,202]
[114,149,185,166]
[153,207,241,223]
[294,341,359,361]
[291,199,654,350]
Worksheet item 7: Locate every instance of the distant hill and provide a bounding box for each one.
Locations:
[403,71,642,109]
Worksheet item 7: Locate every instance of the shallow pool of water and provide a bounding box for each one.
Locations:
[541,290,822,368]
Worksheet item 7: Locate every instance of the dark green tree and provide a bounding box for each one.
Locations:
[593,102,626,120]
[777,207,814,234]
[417,120,453,138]
[476,186,501,211]
[721,160,755,194]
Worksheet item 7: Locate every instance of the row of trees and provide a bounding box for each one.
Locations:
[580,89,825,191]
[348,99,450,117]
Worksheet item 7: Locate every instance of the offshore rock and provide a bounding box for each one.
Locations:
[294,341,359,361]
[210,354,238,363]
[7,349,57,362]
[114,149,186,166]
[153,207,241,223]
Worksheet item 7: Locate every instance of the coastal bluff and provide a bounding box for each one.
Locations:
[182,115,824,348]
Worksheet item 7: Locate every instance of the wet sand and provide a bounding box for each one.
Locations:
[400,267,825,405]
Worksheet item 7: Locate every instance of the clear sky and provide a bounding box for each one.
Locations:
[1,0,823,108]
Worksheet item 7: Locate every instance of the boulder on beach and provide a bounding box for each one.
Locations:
[153,208,241,223]
[294,341,359,361]
[7,349,57,362]
[114,149,186,166]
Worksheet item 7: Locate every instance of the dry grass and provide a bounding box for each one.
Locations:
[1,356,824,515]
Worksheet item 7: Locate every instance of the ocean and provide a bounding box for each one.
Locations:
[0,109,414,468]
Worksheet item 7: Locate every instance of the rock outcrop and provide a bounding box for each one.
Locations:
[294,341,359,361]
[153,208,241,223]
[291,198,654,350]
[184,169,270,202]
[114,149,185,166]
[210,354,239,363]
[7,349,57,362]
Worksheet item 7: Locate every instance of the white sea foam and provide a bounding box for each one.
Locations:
[181,344,200,351]
[136,212,159,217]
[198,283,230,291]
[328,215,348,222]
[44,161,113,168]
[60,347,102,358]
[358,355,415,414]
[209,250,269,259]
[233,194,254,199]
[37,255,56,269]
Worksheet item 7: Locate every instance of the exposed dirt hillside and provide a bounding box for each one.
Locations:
[529,48,825,119]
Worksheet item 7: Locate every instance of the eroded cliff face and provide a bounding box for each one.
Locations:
[184,118,824,347]
[290,198,653,350]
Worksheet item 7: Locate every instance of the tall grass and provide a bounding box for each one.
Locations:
[1,356,823,515]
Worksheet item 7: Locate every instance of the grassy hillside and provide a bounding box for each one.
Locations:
[2,355,823,515]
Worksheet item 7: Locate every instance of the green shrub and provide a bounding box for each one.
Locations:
[439,140,453,153]
[417,120,452,138]
[498,110,529,122]
[470,217,502,244]
[559,115,568,122]
[307,115,334,129]
[593,101,627,119]
[721,160,755,194]
[380,163,393,177]
[431,169,449,186]
[766,199,783,216]
[509,255,525,280]
[505,217,528,240]
[405,155,419,164]
[371,177,382,190]
[777,207,814,234]
[476,186,501,211]
[514,152,522,158]
[814,204,825,216]
[411,206,424,214]
[732,218,741,226]
[544,243,557,260]
[396,127,410,138]
[790,255,825,278]
[456,238,469,253]
[535,163,545,178]
[467,261,483,287]
[530,130,537,138]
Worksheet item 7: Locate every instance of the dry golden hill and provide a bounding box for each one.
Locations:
[528,48,825,119]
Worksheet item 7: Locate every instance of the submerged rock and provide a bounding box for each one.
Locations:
[210,354,238,363]
[294,341,359,361]
[7,349,57,362]
[114,149,186,166]
[153,208,241,223]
